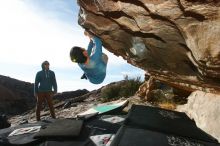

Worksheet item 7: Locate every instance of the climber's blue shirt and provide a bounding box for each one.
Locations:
[78,37,107,84]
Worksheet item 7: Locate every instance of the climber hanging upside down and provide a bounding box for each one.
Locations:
[70,30,108,84]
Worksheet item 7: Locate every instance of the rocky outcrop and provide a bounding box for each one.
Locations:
[177,91,220,142]
[53,89,89,100]
[77,0,220,93]
[0,75,35,115]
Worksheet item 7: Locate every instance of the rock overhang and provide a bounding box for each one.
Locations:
[77,0,220,93]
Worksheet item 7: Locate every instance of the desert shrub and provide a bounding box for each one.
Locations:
[101,75,143,100]
[101,84,121,100]
[119,76,142,98]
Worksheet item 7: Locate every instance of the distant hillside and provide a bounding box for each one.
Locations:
[0,75,35,115]
[0,75,89,116]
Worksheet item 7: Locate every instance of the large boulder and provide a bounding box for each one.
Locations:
[77,0,220,93]
[177,91,220,142]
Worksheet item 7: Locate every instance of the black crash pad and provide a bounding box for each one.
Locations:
[0,121,50,146]
[34,119,83,139]
[124,105,218,143]
[111,126,220,146]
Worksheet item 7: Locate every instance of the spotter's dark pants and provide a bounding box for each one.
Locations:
[36,92,56,121]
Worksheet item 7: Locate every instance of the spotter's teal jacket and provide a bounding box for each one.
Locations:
[34,63,57,95]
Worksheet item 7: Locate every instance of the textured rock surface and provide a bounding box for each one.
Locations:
[177,91,220,142]
[77,0,220,93]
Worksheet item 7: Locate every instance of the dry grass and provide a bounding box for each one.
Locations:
[158,102,176,110]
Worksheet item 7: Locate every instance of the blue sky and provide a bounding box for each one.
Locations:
[0,0,144,92]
